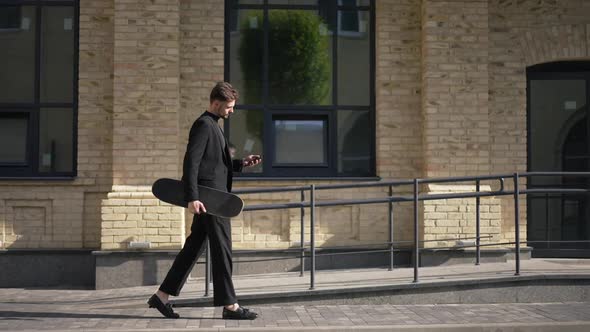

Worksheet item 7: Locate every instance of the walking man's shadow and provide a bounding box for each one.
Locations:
[0,310,218,320]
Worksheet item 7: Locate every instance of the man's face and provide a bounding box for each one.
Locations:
[213,99,235,119]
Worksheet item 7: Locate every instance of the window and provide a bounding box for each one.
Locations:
[0,113,29,165]
[0,1,78,178]
[226,0,374,177]
[273,117,328,166]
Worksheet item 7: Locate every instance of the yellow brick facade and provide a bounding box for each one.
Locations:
[423,184,502,248]
[1,0,590,256]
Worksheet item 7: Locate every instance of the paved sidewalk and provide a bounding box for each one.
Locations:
[1,301,589,331]
[1,259,589,331]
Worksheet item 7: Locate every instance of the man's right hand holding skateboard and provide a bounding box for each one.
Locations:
[188,200,207,214]
[187,154,261,215]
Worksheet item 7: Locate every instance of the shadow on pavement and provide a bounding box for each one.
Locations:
[0,311,217,320]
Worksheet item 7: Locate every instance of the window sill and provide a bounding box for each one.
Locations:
[0,176,76,181]
[235,176,381,182]
[0,177,95,187]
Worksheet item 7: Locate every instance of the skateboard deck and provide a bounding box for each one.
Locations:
[152,178,244,218]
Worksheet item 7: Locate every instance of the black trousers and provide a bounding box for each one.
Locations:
[159,213,237,306]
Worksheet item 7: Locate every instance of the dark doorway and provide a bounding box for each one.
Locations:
[527,61,590,256]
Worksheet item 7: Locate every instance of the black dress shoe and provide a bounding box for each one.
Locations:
[147,294,179,319]
[222,306,258,320]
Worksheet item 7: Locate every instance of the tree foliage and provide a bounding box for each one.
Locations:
[239,10,331,105]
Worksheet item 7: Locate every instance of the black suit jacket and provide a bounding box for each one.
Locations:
[182,111,243,202]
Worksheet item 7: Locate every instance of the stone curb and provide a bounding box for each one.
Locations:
[10,321,590,332]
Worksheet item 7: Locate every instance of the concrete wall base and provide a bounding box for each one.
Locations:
[0,247,535,289]
[0,250,95,288]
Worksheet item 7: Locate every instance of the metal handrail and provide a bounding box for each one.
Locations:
[241,188,589,212]
[200,172,590,294]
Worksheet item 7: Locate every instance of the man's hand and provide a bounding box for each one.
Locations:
[243,155,262,167]
[187,200,207,214]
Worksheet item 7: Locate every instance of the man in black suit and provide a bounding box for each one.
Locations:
[148,82,261,320]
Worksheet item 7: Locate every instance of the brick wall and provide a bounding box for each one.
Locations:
[77,0,115,249]
[231,186,401,250]
[179,0,225,138]
[101,186,183,250]
[421,0,490,178]
[0,185,85,249]
[99,0,183,249]
[78,0,114,190]
[423,184,501,248]
[376,0,423,180]
[110,0,181,185]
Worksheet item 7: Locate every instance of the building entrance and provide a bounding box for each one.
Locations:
[528,61,590,255]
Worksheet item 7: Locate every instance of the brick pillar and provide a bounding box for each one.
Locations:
[420,0,491,247]
[111,0,181,185]
[101,0,184,250]
[421,0,489,178]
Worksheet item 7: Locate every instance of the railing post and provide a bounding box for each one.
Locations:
[388,185,394,271]
[476,179,481,265]
[545,193,550,250]
[309,184,316,290]
[413,178,419,283]
[300,189,305,277]
[513,173,521,276]
[205,238,211,297]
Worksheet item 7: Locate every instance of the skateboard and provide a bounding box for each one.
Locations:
[152,178,244,218]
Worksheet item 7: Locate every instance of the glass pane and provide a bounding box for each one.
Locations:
[0,5,20,29]
[340,10,358,31]
[529,80,586,185]
[232,0,264,4]
[268,9,332,105]
[337,10,370,105]
[229,109,264,173]
[274,119,326,164]
[269,0,318,4]
[39,108,74,172]
[528,79,588,250]
[338,110,371,175]
[0,6,36,103]
[0,113,28,163]
[230,9,263,104]
[338,0,370,7]
[41,6,74,103]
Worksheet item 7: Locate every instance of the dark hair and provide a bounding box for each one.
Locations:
[210,82,239,103]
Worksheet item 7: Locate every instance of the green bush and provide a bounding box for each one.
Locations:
[239,10,331,105]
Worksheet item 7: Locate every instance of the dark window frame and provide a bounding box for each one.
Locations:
[0,0,79,179]
[224,0,375,178]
